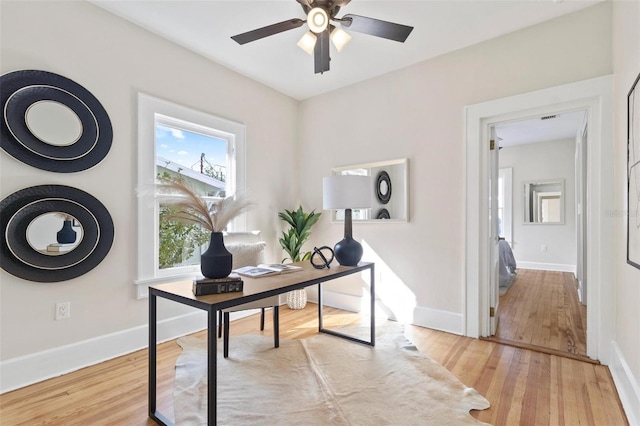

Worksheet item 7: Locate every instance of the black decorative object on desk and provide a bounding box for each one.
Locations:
[200,232,233,279]
[153,176,251,279]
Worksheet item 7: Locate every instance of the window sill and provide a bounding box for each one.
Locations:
[134,273,198,299]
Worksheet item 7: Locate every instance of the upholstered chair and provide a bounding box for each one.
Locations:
[220,232,280,357]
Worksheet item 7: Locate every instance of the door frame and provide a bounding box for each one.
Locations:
[464,75,613,364]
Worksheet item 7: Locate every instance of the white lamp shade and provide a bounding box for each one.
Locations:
[323,175,373,210]
[297,31,317,55]
[330,27,352,52]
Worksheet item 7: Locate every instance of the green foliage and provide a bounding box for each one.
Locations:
[278,206,321,263]
[156,171,209,269]
[158,205,209,269]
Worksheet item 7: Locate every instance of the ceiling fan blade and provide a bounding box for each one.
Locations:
[340,14,413,43]
[314,30,330,74]
[231,18,305,45]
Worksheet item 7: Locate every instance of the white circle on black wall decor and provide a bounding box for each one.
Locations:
[376,170,392,204]
[0,185,114,282]
[0,70,112,172]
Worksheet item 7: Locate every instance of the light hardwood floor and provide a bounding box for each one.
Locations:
[489,269,589,361]
[0,304,628,425]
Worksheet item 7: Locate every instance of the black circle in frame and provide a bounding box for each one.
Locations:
[0,70,112,172]
[376,208,391,219]
[0,185,114,282]
[376,170,392,204]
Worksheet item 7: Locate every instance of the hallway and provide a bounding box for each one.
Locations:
[489,269,591,362]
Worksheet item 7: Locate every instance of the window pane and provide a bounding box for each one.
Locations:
[155,122,228,270]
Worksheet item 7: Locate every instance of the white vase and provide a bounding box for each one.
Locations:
[287,289,307,309]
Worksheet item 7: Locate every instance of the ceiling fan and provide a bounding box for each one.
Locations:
[231,0,414,74]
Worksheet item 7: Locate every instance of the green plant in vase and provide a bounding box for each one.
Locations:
[278,206,321,309]
[278,206,322,262]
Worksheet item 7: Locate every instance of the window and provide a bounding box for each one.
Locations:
[136,94,246,297]
[498,168,513,244]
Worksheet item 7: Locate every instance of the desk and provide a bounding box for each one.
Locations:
[148,261,375,425]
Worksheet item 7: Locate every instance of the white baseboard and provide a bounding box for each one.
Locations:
[517,261,576,274]
[309,289,464,335]
[0,311,208,394]
[413,305,464,335]
[307,289,362,313]
[610,341,640,426]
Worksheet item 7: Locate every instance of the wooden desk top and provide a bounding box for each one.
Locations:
[150,261,373,310]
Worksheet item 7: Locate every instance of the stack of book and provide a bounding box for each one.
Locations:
[192,274,243,296]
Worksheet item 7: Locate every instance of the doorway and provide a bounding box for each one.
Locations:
[464,75,614,364]
[487,110,589,359]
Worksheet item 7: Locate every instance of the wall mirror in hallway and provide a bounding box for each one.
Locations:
[523,179,564,224]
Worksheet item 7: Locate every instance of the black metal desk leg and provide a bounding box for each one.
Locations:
[273,306,280,348]
[317,282,323,332]
[370,264,375,346]
[208,309,217,424]
[148,293,157,418]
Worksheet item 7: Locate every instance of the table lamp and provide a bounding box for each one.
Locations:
[323,175,372,266]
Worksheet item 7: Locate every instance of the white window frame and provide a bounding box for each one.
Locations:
[135,94,246,298]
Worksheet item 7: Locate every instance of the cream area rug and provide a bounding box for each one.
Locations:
[174,324,491,425]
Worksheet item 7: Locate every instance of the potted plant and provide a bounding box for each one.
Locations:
[278,206,321,308]
[156,176,251,278]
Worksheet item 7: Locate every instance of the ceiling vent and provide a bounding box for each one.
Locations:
[540,115,557,120]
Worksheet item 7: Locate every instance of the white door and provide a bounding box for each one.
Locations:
[489,127,500,335]
[576,116,588,304]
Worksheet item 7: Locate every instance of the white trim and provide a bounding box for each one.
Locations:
[0,311,207,394]
[307,288,363,313]
[413,306,464,335]
[136,93,247,286]
[464,75,614,364]
[515,262,576,274]
[610,341,640,426]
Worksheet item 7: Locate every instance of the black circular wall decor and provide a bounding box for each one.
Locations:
[0,185,114,282]
[375,170,392,204]
[376,208,390,219]
[0,70,112,172]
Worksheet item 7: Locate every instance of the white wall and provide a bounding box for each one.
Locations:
[0,1,299,367]
[298,3,612,328]
[2,3,637,415]
[611,1,640,424]
[499,139,577,270]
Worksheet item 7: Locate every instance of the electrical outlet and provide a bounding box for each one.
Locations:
[55,302,71,320]
[541,244,548,252]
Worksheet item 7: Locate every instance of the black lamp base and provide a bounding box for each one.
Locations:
[334,237,363,266]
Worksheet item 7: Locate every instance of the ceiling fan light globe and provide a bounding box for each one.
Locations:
[330,27,351,52]
[297,31,317,55]
[308,7,329,33]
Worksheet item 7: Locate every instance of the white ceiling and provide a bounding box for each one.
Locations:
[90,0,601,143]
[90,0,602,101]
[495,110,587,148]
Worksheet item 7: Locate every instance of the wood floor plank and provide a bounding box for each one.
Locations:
[493,268,589,359]
[0,304,628,426]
